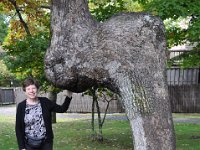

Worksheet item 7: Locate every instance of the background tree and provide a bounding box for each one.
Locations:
[3,32,49,86]
[0,13,8,43]
[85,87,118,142]
[0,0,60,123]
[142,0,200,67]
[0,12,13,86]
[0,59,15,86]
[1,0,50,84]
[89,0,126,22]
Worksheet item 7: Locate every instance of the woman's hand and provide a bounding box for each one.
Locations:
[63,90,73,98]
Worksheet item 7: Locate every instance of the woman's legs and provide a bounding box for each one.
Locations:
[25,141,53,150]
[40,141,53,150]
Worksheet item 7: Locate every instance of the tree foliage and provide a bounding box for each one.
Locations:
[0,58,14,86]
[3,32,51,88]
[1,0,50,44]
[143,0,200,67]
[89,0,126,21]
[89,0,200,67]
[0,14,8,43]
[0,13,12,86]
[84,86,118,142]
[0,0,51,88]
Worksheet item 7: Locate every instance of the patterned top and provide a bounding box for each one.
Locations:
[24,101,46,139]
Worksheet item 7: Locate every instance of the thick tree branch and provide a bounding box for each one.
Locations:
[40,5,51,10]
[8,0,31,36]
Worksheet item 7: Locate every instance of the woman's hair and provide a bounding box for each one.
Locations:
[22,78,40,91]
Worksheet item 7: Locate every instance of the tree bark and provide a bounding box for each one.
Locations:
[47,91,57,123]
[91,87,96,139]
[45,0,176,149]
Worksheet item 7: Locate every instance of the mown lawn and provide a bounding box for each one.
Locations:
[0,114,200,150]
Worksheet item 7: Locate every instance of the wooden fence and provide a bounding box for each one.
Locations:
[63,94,124,113]
[169,85,200,113]
[14,87,124,113]
[167,68,200,113]
[0,88,15,104]
[167,50,200,112]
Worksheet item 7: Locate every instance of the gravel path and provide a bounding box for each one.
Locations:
[1,104,200,124]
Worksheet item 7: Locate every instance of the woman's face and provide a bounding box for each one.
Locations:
[25,84,38,100]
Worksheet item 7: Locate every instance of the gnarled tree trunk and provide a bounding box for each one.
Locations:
[44,0,176,149]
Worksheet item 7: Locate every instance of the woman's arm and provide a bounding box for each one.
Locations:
[50,90,73,113]
[63,90,73,98]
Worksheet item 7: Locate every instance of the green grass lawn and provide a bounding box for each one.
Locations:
[0,114,200,150]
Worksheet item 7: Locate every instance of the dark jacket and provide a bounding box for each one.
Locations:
[15,96,72,150]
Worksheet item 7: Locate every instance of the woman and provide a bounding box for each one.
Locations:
[15,78,72,150]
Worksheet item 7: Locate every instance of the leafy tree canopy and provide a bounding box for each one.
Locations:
[143,0,200,67]
[90,0,200,67]
[1,0,51,88]
[0,13,9,43]
[3,32,51,90]
[1,0,50,44]
[0,57,15,86]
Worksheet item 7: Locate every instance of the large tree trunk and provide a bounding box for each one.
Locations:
[44,0,176,149]
[116,72,175,149]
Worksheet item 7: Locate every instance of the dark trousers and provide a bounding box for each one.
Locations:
[25,141,53,150]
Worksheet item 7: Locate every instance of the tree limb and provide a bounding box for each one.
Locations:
[8,0,31,36]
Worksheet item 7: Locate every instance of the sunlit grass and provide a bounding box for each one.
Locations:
[53,118,132,150]
[0,114,200,150]
[175,123,200,150]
